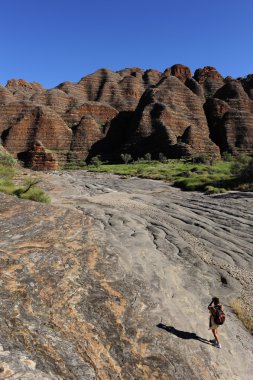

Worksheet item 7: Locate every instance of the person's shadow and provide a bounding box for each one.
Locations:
[157,323,211,345]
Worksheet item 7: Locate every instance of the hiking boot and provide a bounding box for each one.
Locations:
[210,339,217,344]
[216,342,221,349]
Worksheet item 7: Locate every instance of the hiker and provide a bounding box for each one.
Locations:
[208,297,225,349]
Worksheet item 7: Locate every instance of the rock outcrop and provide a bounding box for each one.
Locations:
[6,79,44,100]
[0,85,16,104]
[164,64,192,83]
[194,66,224,98]
[26,140,59,170]
[65,102,118,161]
[0,102,72,159]
[1,64,253,168]
[123,76,220,159]
[78,68,145,111]
[204,79,253,154]
[241,74,253,100]
[1,172,253,379]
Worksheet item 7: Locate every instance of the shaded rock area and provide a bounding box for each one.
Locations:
[205,80,253,154]
[26,141,59,170]
[1,65,253,168]
[0,171,253,379]
[120,76,220,159]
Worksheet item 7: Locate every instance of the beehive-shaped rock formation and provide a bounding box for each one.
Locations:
[1,64,253,169]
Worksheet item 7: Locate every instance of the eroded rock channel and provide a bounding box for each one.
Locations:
[0,171,253,379]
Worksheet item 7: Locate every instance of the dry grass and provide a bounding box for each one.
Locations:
[230,298,253,333]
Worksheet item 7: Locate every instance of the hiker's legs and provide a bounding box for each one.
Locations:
[211,328,219,343]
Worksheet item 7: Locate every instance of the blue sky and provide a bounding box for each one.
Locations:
[1,0,252,88]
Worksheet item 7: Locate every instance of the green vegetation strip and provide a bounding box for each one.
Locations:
[87,155,253,193]
[0,151,50,203]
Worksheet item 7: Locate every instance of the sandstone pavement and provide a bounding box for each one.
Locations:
[0,171,252,379]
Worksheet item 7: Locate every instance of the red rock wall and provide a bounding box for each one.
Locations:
[1,64,253,168]
[125,76,220,158]
[0,103,72,157]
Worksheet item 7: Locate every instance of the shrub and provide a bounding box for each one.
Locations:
[240,157,253,182]
[20,187,51,203]
[90,156,102,166]
[136,167,144,175]
[222,151,233,162]
[0,164,16,180]
[191,154,210,164]
[204,186,227,194]
[0,151,17,167]
[144,153,152,161]
[120,153,132,164]
[0,180,17,194]
[13,177,41,198]
[158,153,167,163]
[231,298,253,333]
[231,154,251,176]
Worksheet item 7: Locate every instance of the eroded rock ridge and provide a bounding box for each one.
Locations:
[1,64,253,169]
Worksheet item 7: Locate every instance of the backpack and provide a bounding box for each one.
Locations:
[214,306,225,325]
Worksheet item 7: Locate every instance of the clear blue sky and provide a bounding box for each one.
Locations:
[1,0,252,88]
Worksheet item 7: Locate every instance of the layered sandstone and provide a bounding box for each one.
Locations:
[6,79,44,101]
[123,75,220,159]
[214,79,253,112]
[164,64,192,83]
[64,102,118,127]
[65,102,118,160]
[142,69,162,88]
[31,89,76,115]
[205,78,253,154]
[194,66,224,98]
[1,64,253,168]
[0,85,16,104]
[26,140,59,170]
[56,81,87,105]
[0,102,72,159]
[78,68,145,111]
[241,74,253,100]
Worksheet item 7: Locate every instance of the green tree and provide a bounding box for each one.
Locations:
[121,153,132,164]
[231,154,251,176]
[144,153,151,161]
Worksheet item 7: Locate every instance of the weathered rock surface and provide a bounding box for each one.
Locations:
[26,140,59,170]
[123,76,220,159]
[31,89,77,115]
[65,102,118,161]
[241,74,253,100]
[205,79,253,154]
[194,66,224,98]
[215,79,253,113]
[0,102,72,159]
[0,171,253,379]
[1,64,253,168]
[6,79,44,100]
[164,64,192,83]
[0,85,16,104]
[77,68,145,111]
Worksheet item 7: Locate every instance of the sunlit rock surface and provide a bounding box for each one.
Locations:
[0,171,253,379]
[1,65,253,168]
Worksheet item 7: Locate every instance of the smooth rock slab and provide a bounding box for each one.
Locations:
[1,171,253,379]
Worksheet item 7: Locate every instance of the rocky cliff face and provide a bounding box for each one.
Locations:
[205,79,253,154]
[1,64,253,169]
[123,76,220,159]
